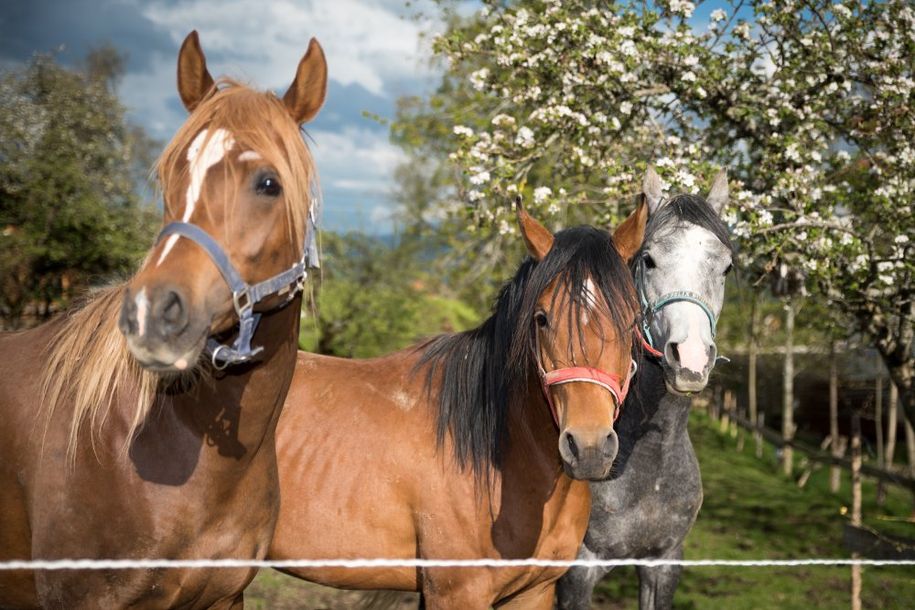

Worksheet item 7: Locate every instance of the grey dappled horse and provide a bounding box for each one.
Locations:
[556,167,733,610]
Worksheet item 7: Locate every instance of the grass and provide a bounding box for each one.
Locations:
[593,411,915,609]
[245,411,915,609]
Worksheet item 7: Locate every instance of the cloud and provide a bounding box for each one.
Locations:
[1,0,446,234]
[307,126,406,233]
[141,0,440,97]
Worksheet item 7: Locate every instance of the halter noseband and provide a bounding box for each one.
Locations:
[539,360,638,428]
[633,255,718,359]
[155,208,318,370]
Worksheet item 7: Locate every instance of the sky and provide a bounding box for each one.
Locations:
[0,0,449,233]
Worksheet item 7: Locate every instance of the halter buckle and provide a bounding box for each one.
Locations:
[233,287,253,317]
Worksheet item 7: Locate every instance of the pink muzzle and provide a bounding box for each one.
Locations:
[539,359,638,428]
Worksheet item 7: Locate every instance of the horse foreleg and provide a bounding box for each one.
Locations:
[420,577,492,610]
[555,545,612,610]
[494,581,555,610]
[207,592,244,609]
[636,546,683,610]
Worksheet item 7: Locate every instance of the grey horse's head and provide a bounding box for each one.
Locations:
[635,167,733,394]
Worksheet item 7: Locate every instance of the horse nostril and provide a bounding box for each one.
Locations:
[667,342,681,364]
[566,433,580,461]
[158,290,187,337]
[119,295,138,335]
[604,430,619,458]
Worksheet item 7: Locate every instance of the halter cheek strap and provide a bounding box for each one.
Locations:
[539,359,637,428]
[634,257,719,359]
[156,209,317,370]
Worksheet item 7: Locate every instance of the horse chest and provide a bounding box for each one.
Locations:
[587,437,702,558]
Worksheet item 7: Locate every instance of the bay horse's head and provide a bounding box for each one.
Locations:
[634,167,733,394]
[519,205,645,480]
[119,31,327,372]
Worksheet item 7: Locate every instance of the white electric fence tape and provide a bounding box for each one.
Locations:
[1,558,914,571]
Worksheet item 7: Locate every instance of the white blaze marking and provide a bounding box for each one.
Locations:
[581,278,598,325]
[135,288,149,337]
[668,225,717,373]
[678,305,709,373]
[237,150,261,162]
[157,128,235,266]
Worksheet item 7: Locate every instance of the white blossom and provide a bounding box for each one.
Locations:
[515,126,535,148]
[534,186,553,204]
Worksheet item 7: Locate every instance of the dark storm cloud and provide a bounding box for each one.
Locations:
[0,0,173,71]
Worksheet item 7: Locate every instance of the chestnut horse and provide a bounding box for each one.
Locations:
[0,31,326,608]
[268,205,647,609]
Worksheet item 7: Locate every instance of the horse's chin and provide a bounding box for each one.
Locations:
[664,380,697,397]
[662,368,710,396]
[125,335,205,375]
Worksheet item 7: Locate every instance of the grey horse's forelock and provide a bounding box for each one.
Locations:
[643,194,734,254]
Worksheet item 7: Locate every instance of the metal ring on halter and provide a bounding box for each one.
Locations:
[210,344,232,371]
[155,220,317,369]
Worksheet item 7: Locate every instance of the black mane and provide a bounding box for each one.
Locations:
[643,194,734,254]
[417,226,638,478]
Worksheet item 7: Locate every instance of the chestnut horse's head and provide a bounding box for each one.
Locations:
[420,205,643,483]
[518,205,645,480]
[119,31,327,372]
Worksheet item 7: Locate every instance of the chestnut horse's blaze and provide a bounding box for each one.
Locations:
[268,205,646,609]
[0,31,326,609]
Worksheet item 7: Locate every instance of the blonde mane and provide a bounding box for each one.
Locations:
[39,80,319,461]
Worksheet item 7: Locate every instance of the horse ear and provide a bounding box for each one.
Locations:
[706,169,729,215]
[177,31,216,113]
[642,166,665,214]
[612,200,648,263]
[516,202,554,261]
[283,38,328,125]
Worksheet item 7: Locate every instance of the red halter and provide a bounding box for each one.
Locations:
[639,328,664,358]
[538,358,638,428]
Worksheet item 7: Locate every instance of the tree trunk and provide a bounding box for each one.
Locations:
[830,340,841,493]
[887,359,915,434]
[850,409,863,610]
[906,412,915,516]
[886,381,898,467]
[782,299,795,477]
[749,293,761,458]
[876,353,886,505]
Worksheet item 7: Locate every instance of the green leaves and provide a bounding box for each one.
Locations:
[0,50,157,327]
[299,232,479,358]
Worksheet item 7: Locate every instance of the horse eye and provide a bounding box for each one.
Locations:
[643,253,657,269]
[534,311,549,328]
[724,263,733,276]
[255,174,282,197]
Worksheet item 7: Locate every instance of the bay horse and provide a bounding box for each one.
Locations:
[267,205,647,609]
[0,31,326,609]
[556,168,734,610]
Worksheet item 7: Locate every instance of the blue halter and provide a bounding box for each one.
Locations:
[155,209,318,370]
[633,256,719,356]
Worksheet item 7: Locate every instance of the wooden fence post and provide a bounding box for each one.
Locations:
[830,340,841,493]
[747,292,759,456]
[850,409,862,610]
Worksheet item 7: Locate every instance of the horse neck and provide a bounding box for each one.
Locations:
[616,356,692,452]
[168,299,301,465]
[504,377,566,475]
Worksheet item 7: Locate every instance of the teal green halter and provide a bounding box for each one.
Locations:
[633,256,719,356]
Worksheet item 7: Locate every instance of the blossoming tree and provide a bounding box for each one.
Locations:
[396,0,914,423]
